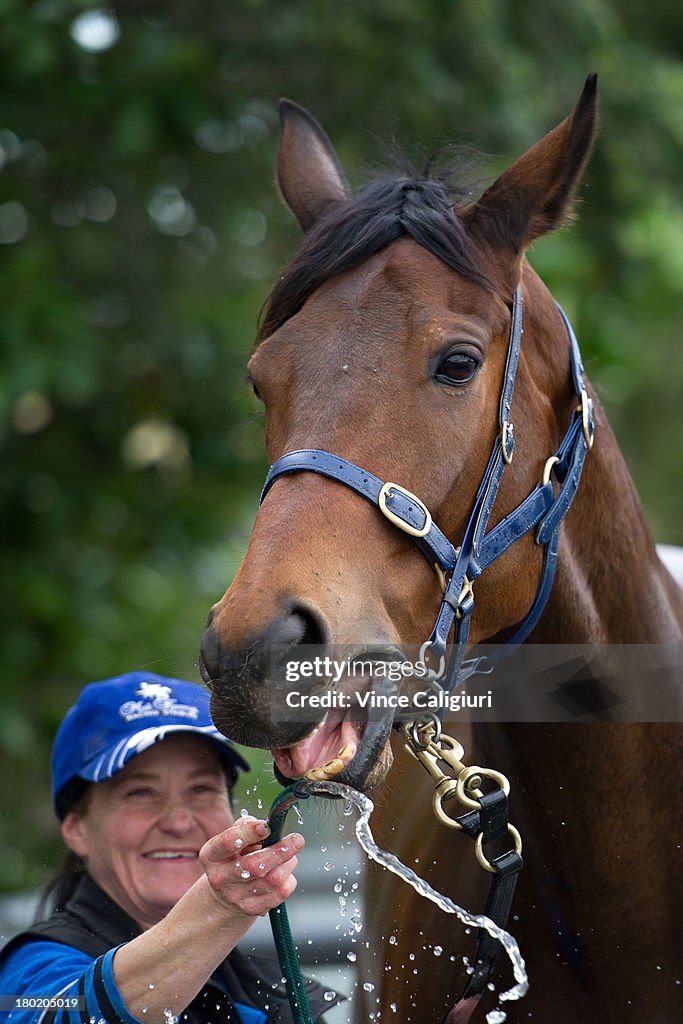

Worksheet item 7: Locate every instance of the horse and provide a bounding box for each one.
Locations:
[199,76,683,1022]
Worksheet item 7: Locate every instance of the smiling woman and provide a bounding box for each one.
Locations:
[59,736,237,931]
[0,673,340,1024]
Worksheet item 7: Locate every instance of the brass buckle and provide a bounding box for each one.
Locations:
[542,455,560,486]
[454,575,474,619]
[433,563,448,593]
[501,420,515,464]
[378,482,432,538]
[577,388,595,449]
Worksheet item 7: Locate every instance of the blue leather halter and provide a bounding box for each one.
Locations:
[260,286,595,706]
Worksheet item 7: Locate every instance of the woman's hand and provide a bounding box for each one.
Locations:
[199,816,305,919]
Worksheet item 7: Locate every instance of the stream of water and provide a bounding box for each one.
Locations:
[304,779,528,1014]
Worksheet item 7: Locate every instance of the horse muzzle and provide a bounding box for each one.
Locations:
[200,609,402,790]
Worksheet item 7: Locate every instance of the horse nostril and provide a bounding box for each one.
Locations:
[270,607,326,648]
[199,606,327,686]
[199,622,221,683]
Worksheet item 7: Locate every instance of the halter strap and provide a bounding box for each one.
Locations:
[260,287,594,702]
[261,449,457,572]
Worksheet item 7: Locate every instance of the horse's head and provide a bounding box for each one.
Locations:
[200,78,597,790]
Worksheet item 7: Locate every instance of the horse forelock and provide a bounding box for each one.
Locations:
[257,171,494,342]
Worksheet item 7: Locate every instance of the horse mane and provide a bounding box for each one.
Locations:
[258,166,492,340]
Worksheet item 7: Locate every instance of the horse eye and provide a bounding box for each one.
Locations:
[250,379,263,402]
[435,352,479,385]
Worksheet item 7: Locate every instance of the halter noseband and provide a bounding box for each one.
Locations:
[260,286,595,710]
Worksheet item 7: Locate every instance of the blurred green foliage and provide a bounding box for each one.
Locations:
[0,1,681,890]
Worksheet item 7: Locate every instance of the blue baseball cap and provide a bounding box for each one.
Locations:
[52,671,249,819]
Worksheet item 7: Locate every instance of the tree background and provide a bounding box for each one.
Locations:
[1,0,681,890]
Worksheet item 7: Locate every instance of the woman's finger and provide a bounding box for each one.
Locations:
[237,855,299,894]
[234,832,305,879]
[201,817,270,864]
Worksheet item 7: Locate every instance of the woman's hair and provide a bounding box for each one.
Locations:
[36,850,89,919]
[36,784,92,920]
[35,759,237,922]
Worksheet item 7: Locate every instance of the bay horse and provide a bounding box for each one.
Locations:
[199,76,683,1022]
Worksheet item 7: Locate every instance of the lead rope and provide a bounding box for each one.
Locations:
[263,782,317,1024]
[264,730,523,1024]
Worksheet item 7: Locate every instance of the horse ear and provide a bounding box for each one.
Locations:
[465,75,598,257]
[277,99,350,231]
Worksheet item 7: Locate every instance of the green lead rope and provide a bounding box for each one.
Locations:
[263,782,317,1024]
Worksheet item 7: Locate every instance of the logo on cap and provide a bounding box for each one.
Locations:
[119,681,200,723]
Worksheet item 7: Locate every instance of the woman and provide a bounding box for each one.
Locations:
[0,672,339,1024]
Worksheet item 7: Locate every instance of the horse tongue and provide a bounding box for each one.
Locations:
[272,717,358,778]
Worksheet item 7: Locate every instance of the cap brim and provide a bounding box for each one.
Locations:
[80,724,250,784]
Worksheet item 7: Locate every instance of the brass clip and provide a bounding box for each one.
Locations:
[402,722,522,860]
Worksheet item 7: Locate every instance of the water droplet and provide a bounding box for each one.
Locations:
[148,983,155,990]
[235,838,244,849]
[240,808,249,817]
[347,951,357,962]
[343,800,353,816]
[433,945,443,956]
[486,1011,506,1024]
[363,982,375,992]
[258,863,266,871]
[323,991,336,1002]
[323,861,333,871]
[389,934,398,945]
[241,869,251,879]
[334,882,343,893]
[294,806,304,825]
[321,845,327,853]
[390,1003,397,1014]
[163,1011,178,1024]
[409,953,415,961]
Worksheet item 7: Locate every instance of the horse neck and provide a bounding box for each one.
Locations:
[533,395,682,643]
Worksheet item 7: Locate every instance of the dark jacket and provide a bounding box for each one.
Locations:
[1,874,340,1024]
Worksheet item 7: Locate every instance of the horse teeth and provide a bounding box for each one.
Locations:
[304,742,357,781]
